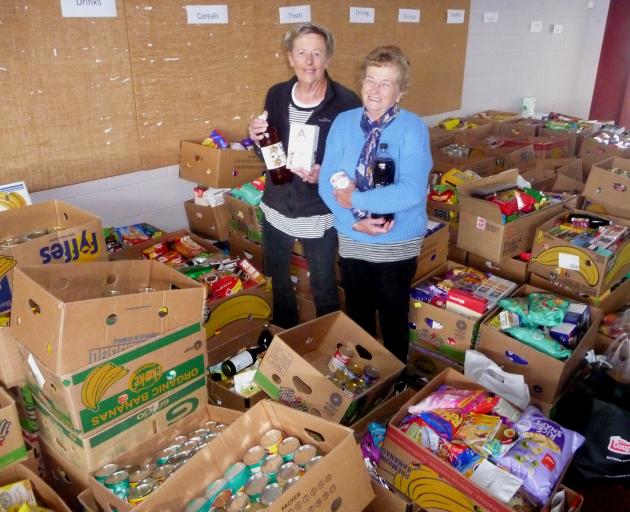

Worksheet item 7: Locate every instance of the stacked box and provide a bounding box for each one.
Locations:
[0,462,71,511]
[0,386,27,470]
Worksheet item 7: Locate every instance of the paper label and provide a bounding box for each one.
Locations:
[476,217,487,230]
[558,253,580,271]
[260,142,287,170]
[279,5,311,24]
[349,6,375,23]
[27,354,46,389]
[185,5,228,24]
[398,9,420,23]
[483,11,499,23]
[447,9,465,24]
[60,0,117,17]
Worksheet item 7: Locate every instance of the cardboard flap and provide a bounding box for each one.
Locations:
[0,463,72,512]
[458,168,519,197]
[583,157,630,217]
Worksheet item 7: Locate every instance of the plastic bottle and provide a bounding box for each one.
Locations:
[371,142,395,221]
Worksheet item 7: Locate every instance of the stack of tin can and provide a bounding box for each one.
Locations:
[185,429,323,511]
[93,420,228,505]
[327,344,380,398]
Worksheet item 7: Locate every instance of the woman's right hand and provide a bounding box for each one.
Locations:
[248,110,269,142]
[352,218,395,235]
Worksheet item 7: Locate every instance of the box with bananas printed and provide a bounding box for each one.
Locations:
[529,209,630,297]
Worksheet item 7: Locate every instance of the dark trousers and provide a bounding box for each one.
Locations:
[262,218,340,328]
[340,256,417,363]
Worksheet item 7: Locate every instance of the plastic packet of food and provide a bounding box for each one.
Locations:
[528,293,570,327]
[482,419,519,458]
[505,327,572,360]
[454,413,502,448]
[408,386,488,416]
[498,297,532,326]
[469,458,523,503]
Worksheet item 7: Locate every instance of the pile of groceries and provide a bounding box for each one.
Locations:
[543,112,600,136]
[540,212,628,253]
[0,480,55,512]
[588,125,630,150]
[326,344,381,398]
[92,420,228,505]
[201,129,254,152]
[104,223,163,253]
[428,167,482,224]
[437,118,485,131]
[471,185,561,224]
[488,293,590,360]
[411,265,518,318]
[185,429,324,511]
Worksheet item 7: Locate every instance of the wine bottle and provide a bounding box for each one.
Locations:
[567,213,610,229]
[258,112,293,185]
[371,142,395,221]
[257,326,274,350]
[220,346,264,377]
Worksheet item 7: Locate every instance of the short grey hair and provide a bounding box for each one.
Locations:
[361,45,411,93]
[282,23,335,56]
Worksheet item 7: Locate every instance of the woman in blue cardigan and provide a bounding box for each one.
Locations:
[319,46,432,362]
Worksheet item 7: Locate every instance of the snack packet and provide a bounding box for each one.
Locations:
[504,327,572,360]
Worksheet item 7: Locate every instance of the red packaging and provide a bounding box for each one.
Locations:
[445,288,488,317]
[142,242,169,259]
[211,275,243,299]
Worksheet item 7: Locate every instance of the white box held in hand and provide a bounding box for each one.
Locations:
[287,123,319,170]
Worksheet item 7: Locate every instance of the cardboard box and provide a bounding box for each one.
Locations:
[23,321,207,434]
[254,311,406,424]
[406,343,465,388]
[34,374,208,472]
[104,400,374,512]
[540,126,600,156]
[528,210,630,297]
[10,260,206,375]
[0,386,27,469]
[579,134,630,171]
[492,118,543,138]
[476,284,603,403]
[224,192,264,243]
[78,488,101,512]
[297,291,317,324]
[228,230,263,272]
[0,462,71,512]
[457,169,572,263]
[179,140,265,188]
[520,158,583,192]
[290,254,312,298]
[582,157,630,219]
[448,243,467,265]
[503,135,571,159]
[0,326,25,387]
[471,110,521,122]
[350,388,416,436]
[467,253,530,284]
[88,404,242,512]
[365,481,420,512]
[413,222,449,282]
[184,199,231,241]
[429,117,494,142]
[0,200,106,314]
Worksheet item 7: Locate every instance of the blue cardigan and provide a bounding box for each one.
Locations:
[319,107,432,244]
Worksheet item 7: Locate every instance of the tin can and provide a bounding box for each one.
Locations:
[244,473,268,503]
[293,444,318,468]
[329,171,351,190]
[205,478,229,503]
[104,470,130,498]
[277,436,301,463]
[215,423,228,433]
[276,462,301,486]
[127,482,154,505]
[260,483,283,506]
[361,365,379,386]
[243,445,266,474]
[212,489,233,509]
[138,476,158,489]
[185,497,209,512]
[174,435,189,445]
[152,464,175,482]
[0,237,25,248]
[303,455,323,472]
[25,230,48,240]
[94,463,119,483]
[204,421,218,431]
[260,429,283,455]
[128,464,154,487]
[170,449,192,465]
[282,476,301,492]
[227,492,250,512]
[224,462,249,494]
[261,454,282,484]
[328,344,353,373]
[344,362,363,379]
[156,445,179,465]
[191,428,210,438]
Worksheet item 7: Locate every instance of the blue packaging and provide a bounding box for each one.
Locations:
[563,302,590,333]
[549,322,579,349]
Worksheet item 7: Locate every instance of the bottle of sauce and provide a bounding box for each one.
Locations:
[258,112,293,185]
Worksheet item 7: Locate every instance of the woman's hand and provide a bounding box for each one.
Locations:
[352,218,395,235]
[333,181,356,208]
[248,111,268,142]
[292,164,320,184]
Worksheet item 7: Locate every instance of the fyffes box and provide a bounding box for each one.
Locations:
[0,387,27,470]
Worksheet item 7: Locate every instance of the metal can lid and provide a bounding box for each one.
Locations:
[260,483,283,506]
[363,365,380,380]
[276,462,300,484]
[277,436,300,457]
[138,476,158,489]
[129,467,152,483]
[304,455,323,471]
[244,473,269,496]
[227,492,250,511]
[104,470,129,487]
[260,429,283,450]
[224,462,247,480]
[123,464,141,474]
[282,476,301,492]
[94,463,119,480]
[243,445,266,466]
[128,482,154,501]
[262,454,283,474]
[336,344,354,359]
[152,464,175,480]
[294,444,318,466]
[174,435,189,444]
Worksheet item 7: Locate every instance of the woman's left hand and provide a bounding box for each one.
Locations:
[333,181,356,208]
[293,164,320,184]
[352,217,395,235]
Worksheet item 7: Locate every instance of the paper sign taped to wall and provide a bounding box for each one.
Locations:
[60,0,117,18]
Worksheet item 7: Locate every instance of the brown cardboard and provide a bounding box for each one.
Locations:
[528,273,630,314]
[224,192,264,242]
[254,311,406,424]
[471,110,521,122]
[378,369,515,512]
[184,199,231,241]
[579,134,630,171]
[88,404,241,512]
[544,485,584,512]
[0,462,72,511]
[365,481,420,512]
[502,135,571,159]
[0,199,107,314]
[492,119,543,138]
[0,386,27,469]
[94,400,374,512]
[34,374,208,472]
[528,210,630,296]
[406,343,465,389]
[582,157,630,219]
[296,291,317,324]
[431,156,497,176]
[290,254,312,298]
[457,169,573,263]
[78,488,101,512]
[429,117,494,141]
[448,243,468,265]
[413,222,449,282]
[540,120,602,156]
[467,253,530,284]
[350,388,416,436]
[228,229,264,272]
[520,158,584,192]
[179,140,265,188]
[0,326,25,387]
[476,284,603,403]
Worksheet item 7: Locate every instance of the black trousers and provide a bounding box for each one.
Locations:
[340,256,417,363]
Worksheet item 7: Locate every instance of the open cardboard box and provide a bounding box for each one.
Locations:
[179,139,265,188]
[78,488,101,512]
[406,343,465,389]
[582,157,630,219]
[476,284,603,403]
[528,209,630,297]
[34,374,208,472]
[429,117,494,141]
[457,169,574,263]
[492,118,543,138]
[413,221,449,282]
[184,199,231,241]
[365,480,420,512]
[0,386,27,470]
[471,110,521,123]
[0,326,26,387]
[520,158,583,192]
[254,311,406,424]
[0,199,106,314]
[0,462,72,512]
[224,192,264,243]
[467,253,530,285]
[97,400,374,512]
[229,229,264,273]
[578,133,630,171]
[89,404,241,512]
[350,388,416,436]
[502,135,571,159]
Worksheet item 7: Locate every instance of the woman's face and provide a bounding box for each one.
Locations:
[287,33,330,87]
[361,64,402,121]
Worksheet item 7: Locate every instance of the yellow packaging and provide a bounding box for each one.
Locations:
[18,505,54,512]
[440,168,482,188]
[0,479,36,512]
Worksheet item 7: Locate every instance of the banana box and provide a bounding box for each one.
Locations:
[364,480,420,512]
[0,200,107,315]
[21,322,207,434]
[254,311,406,425]
[184,199,231,242]
[476,284,603,403]
[0,387,27,470]
[0,326,26,388]
[33,374,209,472]
[0,463,71,512]
[528,209,630,297]
[224,192,264,243]
[582,157,630,219]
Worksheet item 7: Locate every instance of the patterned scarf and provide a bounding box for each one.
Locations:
[353,104,399,219]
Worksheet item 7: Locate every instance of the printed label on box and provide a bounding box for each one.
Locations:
[476,217,486,230]
[558,253,580,271]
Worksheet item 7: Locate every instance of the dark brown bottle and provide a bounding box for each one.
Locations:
[259,116,293,185]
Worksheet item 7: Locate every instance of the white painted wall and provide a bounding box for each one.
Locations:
[31,0,610,232]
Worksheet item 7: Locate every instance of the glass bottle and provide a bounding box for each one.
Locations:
[371,142,395,221]
[258,113,293,185]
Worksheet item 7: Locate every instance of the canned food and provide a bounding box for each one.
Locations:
[174,435,189,444]
[128,464,154,487]
[304,455,323,472]
[191,428,210,438]
[205,478,229,503]
[260,483,282,506]
[260,429,283,455]
[25,230,48,240]
[361,365,380,386]
[276,462,301,486]
[204,421,218,431]
[282,476,301,492]
[104,470,130,498]
[294,444,318,467]
[211,489,233,509]
[224,462,249,494]
[127,482,154,505]
[243,445,266,474]
[156,445,180,465]
[244,473,269,503]
[342,380,361,397]
[0,237,25,247]
[329,171,351,190]
[185,497,209,512]
[94,463,119,483]
[328,344,353,373]
[122,464,140,475]
[278,436,301,463]
[227,492,250,512]
[152,464,175,482]
[261,454,283,484]
[344,362,363,379]
[138,476,158,489]
[215,423,228,433]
